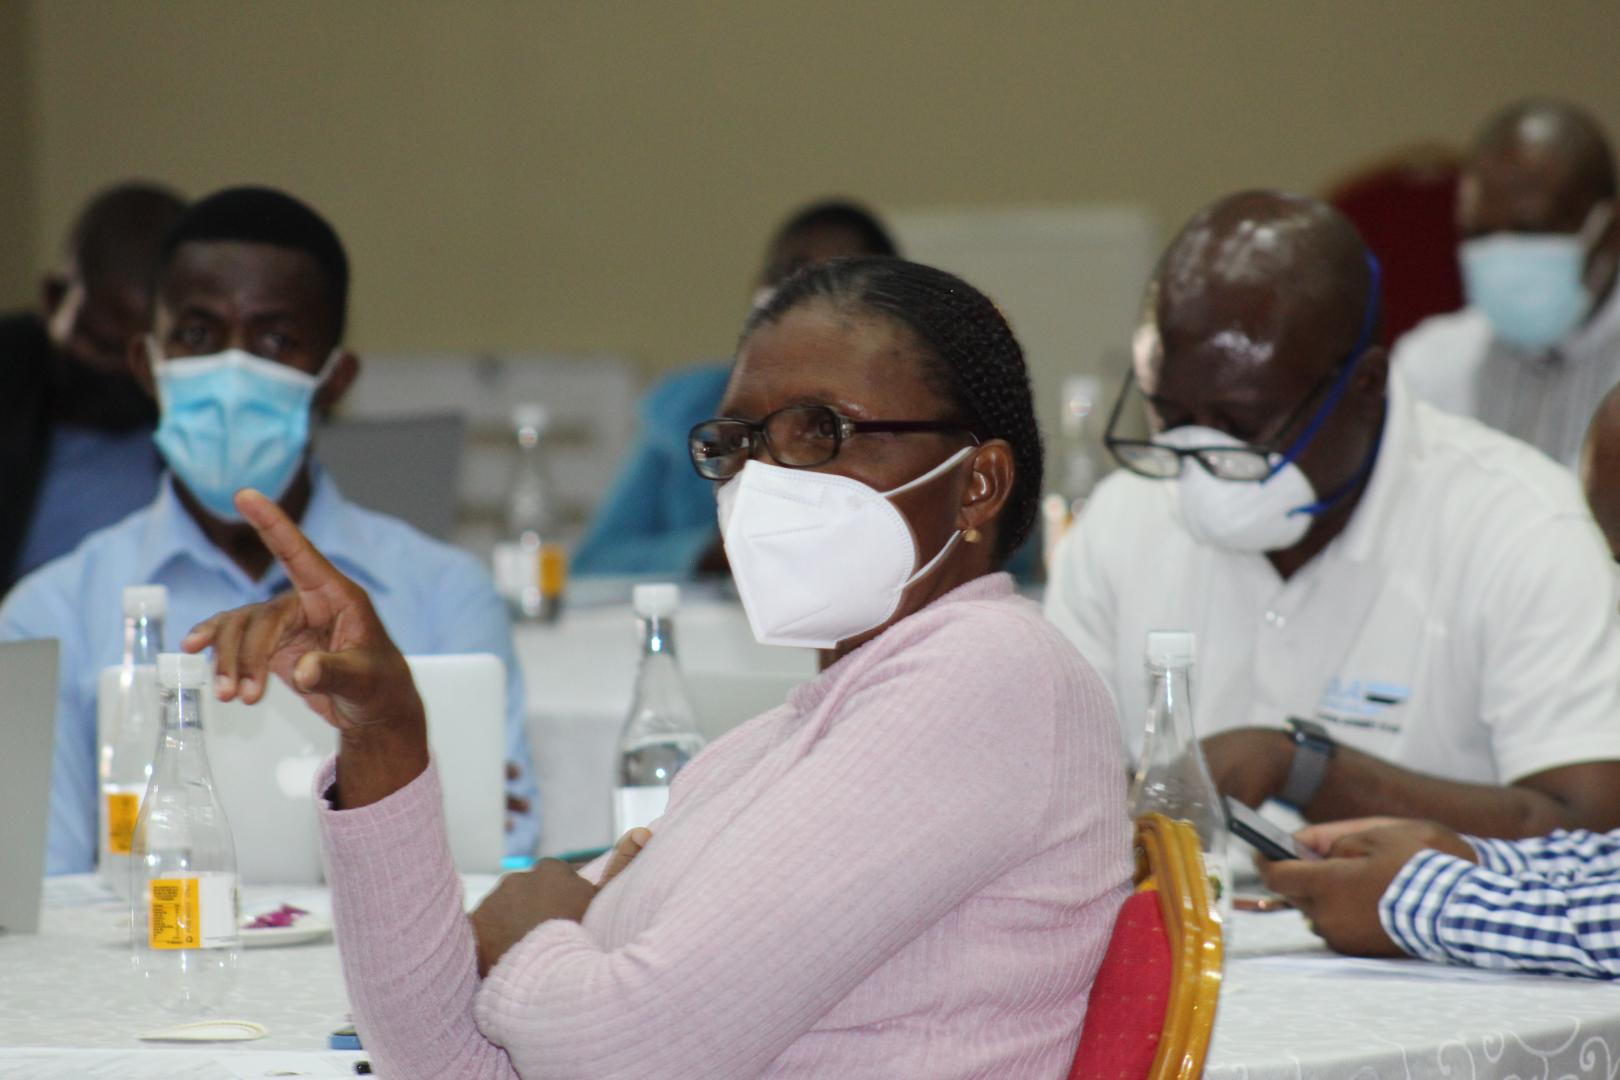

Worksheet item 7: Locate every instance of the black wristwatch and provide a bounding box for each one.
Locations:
[1278,717,1336,811]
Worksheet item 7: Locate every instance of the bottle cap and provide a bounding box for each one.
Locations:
[632,583,680,618]
[157,652,210,689]
[1145,630,1195,667]
[122,585,168,619]
[512,403,550,434]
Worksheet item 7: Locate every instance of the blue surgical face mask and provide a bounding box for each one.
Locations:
[1460,202,1612,351]
[149,338,335,521]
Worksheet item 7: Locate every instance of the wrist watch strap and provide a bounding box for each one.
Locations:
[1279,717,1336,811]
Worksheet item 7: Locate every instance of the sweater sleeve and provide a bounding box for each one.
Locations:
[472,617,1076,1078]
[316,758,519,1080]
[1380,848,1620,979]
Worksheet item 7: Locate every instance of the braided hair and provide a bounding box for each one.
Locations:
[743,256,1042,563]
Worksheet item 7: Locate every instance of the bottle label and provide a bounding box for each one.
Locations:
[540,544,568,599]
[613,786,669,835]
[106,792,140,855]
[148,874,237,950]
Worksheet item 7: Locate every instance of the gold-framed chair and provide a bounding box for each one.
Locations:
[1069,813,1225,1079]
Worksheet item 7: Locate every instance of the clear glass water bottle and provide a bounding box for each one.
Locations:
[494,403,568,623]
[1040,374,1102,567]
[1127,630,1231,924]
[613,584,705,836]
[131,652,240,1013]
[99,585,167,900]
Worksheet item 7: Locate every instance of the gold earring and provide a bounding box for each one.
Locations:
[963,528,983,544]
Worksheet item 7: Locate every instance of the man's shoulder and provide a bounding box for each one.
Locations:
[1411,401,1582,508]
[640,362,731,426]
[0,502,156,633]
[1392,307,1493,365]
[327,498,493,595]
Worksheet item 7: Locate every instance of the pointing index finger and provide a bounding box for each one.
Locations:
[234,488,342,596]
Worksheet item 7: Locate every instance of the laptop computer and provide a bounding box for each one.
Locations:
[99,653,507,884]
[0,639,60,933]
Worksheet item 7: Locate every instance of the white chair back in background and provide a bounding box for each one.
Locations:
[98,653,508,884]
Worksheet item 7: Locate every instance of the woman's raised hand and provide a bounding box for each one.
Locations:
[181,489,428,806]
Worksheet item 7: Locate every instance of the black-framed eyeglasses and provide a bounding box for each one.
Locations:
[688,404,978,481]
[1101,358,1356,482]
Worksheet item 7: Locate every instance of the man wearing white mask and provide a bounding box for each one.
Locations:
[1046,189,1620,840]
[0,187,539,873]
[1395,99,1619,468]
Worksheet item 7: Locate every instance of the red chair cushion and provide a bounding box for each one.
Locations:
[1069,890,1173,1080]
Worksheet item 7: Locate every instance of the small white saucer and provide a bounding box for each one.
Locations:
[239,914,332,948]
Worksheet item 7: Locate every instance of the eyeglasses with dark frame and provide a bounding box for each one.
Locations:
[1101,357,1358,482]
[687,404,979,481]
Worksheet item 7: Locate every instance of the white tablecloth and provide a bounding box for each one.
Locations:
[1209,909,1620,1078]
[0,875,489,1077]
[11,878,1620,1077]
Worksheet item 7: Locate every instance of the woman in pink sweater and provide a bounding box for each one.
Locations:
[190,258,1131,1078]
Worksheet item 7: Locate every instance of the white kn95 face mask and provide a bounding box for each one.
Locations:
[716,446,975,649]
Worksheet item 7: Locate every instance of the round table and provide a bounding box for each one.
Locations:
[1210,909,1620,1078]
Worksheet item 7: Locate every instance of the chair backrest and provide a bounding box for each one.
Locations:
[316,411,466,540]
[1070,814,1224,1080]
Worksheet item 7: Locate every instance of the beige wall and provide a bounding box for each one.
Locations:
[0,0,36,308]
[14,1,1620,374]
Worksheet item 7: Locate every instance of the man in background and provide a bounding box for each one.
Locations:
[1046,189,1620,840]
[0,186,539,873]
[0,182,186,592]
[1396,99,1618,468]
[571,198,899,577]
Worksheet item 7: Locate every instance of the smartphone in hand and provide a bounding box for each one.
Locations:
[1224,796,1321,861]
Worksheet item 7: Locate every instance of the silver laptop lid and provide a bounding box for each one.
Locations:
[0,639,60,933]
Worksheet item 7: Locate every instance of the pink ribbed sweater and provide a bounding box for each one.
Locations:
[316,573,1130,1079]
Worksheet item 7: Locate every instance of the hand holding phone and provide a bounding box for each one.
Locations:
[1225,796,1321,861]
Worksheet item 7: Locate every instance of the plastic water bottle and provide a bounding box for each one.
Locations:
[1127,630,1231,925]
[1040,374,1102,566]
[99,585,166,900]
[613,584,705,836]
[131,652,240,1013]
[493,403,568,623]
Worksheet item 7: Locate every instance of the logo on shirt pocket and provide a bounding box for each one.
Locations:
[1316,677,1411,734]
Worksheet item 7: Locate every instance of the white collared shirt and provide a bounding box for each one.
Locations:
[1393,282,1620,469]
[1045,375,1620,785]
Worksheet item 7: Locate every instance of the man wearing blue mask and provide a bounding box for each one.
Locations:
[0,186,539,873]
[1395,99,1618,469]
[1046,189,1620,840]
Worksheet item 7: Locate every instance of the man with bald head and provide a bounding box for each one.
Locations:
[1396,99,1618,468]
[1047,189,1620,840]
[0,182,187,592]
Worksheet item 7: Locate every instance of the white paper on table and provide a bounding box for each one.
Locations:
[0,1049,366,1079]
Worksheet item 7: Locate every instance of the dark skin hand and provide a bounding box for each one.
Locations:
[471,826,649,977]
[1204,726,1620,839]
[185,488,613,966]
[1257,818,1477,957]
[718,302,1015,670]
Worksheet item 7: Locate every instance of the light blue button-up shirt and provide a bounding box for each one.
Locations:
[0,467,540,874]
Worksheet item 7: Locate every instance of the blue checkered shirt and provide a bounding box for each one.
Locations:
[1380,829,1620,979]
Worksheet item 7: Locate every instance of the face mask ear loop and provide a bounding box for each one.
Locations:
[1580,201,1614,249]
[882,444,977,498]
[1262,252,1383,484]
[903,528,964,588]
